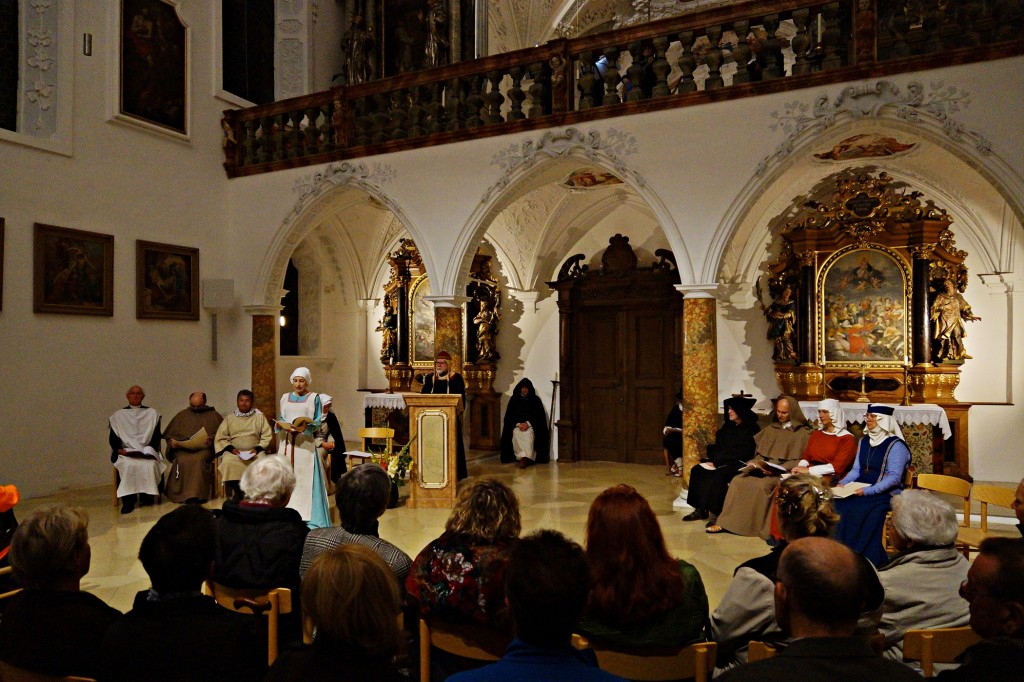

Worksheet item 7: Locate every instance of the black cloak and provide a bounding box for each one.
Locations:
[500,378,550,464]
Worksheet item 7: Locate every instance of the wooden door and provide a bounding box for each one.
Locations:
[578,307,676,464]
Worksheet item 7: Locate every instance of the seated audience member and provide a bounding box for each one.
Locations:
[833,403,911,566]
[265,545,406,682]
[683,394,759,523]
[663,391,684,474]
[314,394,347,483]
[709,395,811,536]
[1013,476,1024,536]
[408,479,521,680]
[791,398,857,483]
[717,537,920,681]
[578,484,709,647]
[300,464,410,582]
[711,474,883,671]
[214,389,273,501]
[934,537,1024,681]
[448,530,626,682]
[213,456,308,595]
[0,506,119,679]
[109,384,165,514]
[500,378,550,469]
[100,505,264,681]
[0,485,19,595]
[163,391,224,504]
[877,489,969,671]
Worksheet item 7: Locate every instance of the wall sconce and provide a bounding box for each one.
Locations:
[279,315,287,327]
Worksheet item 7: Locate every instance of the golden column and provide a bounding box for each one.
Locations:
[244,305,281,419]
[677,287,719,488]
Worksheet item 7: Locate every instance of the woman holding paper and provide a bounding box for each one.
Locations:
[833,403,911,566]
[278,367,331,529]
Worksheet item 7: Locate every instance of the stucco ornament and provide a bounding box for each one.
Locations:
[757,80,992,176]
[484,127,642,203]
[290,162,397,219]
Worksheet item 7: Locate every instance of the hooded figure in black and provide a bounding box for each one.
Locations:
[500,378,550,467]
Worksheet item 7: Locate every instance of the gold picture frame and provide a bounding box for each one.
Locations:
[818,244,911,367]
[409,274,434,369]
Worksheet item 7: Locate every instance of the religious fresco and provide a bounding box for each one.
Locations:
[814,133,916,161]
[410,275,435,365]
[562,168,623,189]
[821,247,909,364]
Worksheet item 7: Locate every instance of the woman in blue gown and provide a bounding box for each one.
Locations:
[833,403,911,566]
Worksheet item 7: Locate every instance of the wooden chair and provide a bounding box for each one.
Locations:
[882,465,917,554]
[747,640,777,662]
[903,626,981,677]
[203,581,293,666]
[573,635,717,682]
[956,484,1018,557]
[0,566,20,602]
[0,661,95,682]
[419,619,509,682]
[915,473,971,522]
[352,427,395,469]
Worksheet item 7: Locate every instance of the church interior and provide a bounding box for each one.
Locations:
[1,0,1023,675]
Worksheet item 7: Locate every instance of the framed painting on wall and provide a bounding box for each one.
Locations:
[136,240,200,320]
[33,223,115,316]
[819,245,911,366]
[119,0,188,136]
[410,274,435,367]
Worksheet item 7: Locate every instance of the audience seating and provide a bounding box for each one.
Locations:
[202,581,293,666]
[419,619,509,682]
[882,466,917,554]
[572,634,717,682]
[746,640,777,662]
[0,661,94,682]
[956,484,1018,557]
[903,626,981,678]
[0,567,19,603]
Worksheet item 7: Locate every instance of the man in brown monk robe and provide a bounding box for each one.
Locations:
[163,392,224,504]
[707,395,812,537]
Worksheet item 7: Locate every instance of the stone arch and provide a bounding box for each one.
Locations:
[250,162,421,308]
[433,127,696,297]
[707,79,1024,286]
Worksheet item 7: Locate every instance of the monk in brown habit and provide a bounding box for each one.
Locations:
[707,395,811,536]
[163,392,224,504]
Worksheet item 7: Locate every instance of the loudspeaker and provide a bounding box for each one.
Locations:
[202,279,234,309]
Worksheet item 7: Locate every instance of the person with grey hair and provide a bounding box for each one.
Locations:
[213,456,308,597]
[0,506,120,679]
[300,464,411,582]
[877,489,969,671]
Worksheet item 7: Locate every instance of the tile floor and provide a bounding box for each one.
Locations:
[19,457,770,614]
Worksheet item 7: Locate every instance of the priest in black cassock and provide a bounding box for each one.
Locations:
[500,378,550,468]
[420,351,468,480]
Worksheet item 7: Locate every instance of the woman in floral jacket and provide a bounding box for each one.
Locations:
[407,479,520,677]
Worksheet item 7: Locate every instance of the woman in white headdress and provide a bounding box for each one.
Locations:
[278,367,331,529]
[791,398,857,484]
[833,403,911,566]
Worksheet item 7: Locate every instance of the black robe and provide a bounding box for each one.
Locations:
[323,411,346,481]
[686,418,760,514]
[663,404,683,459]
[421,372,467,480]
[500,378,550,464]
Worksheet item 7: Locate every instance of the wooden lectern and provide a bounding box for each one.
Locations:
[404,393,461,508]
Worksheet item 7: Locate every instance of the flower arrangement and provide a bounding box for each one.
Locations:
[373,435,414,487]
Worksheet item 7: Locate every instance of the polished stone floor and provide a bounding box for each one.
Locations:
[19,457,771,614]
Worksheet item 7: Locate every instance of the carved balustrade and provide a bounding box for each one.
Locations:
[222,0,1023,177]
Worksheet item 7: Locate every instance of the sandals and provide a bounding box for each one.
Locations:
[705,524,726,534]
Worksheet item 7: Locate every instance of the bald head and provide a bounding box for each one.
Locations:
[188,392,207,408]
[777,537,863,633]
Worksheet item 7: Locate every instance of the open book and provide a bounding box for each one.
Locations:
[176,427,209,450]
[342,450,376,460]
[276,416,313,432]
[122,445,161,460]
[740,459,789,476]
[831,482,870,498]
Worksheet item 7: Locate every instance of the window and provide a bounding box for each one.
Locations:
[222,0,274,105]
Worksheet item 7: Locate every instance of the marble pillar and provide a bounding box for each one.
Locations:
[678,287,719,488]
[245,305,280,419]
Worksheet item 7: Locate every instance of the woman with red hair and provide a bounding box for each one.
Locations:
[578,484,709,647]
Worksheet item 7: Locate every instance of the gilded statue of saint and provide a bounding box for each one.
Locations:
[474,297,500,361]
[765,285,798,361]
[376,293,398,363]
[930,278,980,361]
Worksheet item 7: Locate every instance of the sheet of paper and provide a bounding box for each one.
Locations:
[831,482,870,498]
[178,427,209,449]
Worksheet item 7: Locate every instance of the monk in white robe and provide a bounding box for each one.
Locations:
[109,385,166,514]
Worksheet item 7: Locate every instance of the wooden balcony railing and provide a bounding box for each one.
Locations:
[222,0,1024,178]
